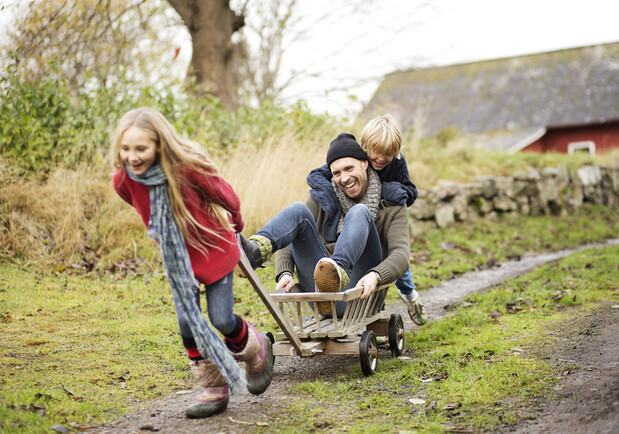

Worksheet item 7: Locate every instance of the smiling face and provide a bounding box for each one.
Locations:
[330,157,369,200]
[119,126,159,175]
[366,149,395,172]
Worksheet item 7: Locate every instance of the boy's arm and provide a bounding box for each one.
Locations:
[306,164,333,190]
[381,155,418,207]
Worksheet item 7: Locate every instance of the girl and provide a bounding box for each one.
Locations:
[111,107,273,419]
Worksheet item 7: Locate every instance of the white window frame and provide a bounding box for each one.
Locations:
[568,140,596,155]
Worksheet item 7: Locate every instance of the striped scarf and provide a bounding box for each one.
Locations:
[126,164,246,395]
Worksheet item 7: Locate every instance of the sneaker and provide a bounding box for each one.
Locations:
[314,258,350,314]
[399,292,427,325]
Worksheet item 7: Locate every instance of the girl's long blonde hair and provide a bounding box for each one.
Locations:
[111,107,234,254]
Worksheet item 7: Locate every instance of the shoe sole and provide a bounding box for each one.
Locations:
[314,259,340,314]
[185,397,229,418]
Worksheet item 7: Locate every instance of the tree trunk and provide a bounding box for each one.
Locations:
[167,0,244,109]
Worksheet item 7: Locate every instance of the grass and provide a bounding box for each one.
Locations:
[270,243,619,433]
[390,204,618,305]
[0,269,187,432]
[0,207,617,432]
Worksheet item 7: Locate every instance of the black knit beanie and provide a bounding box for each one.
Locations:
[326,133,368,167]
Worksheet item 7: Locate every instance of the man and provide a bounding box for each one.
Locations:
[240,133,411,316]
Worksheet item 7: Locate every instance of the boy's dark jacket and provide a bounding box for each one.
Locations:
[306,154,418,242]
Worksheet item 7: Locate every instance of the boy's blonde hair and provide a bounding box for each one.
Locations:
[359,114,402,157]
[111,107,234,254]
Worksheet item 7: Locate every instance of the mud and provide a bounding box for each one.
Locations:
[89,239,619,433]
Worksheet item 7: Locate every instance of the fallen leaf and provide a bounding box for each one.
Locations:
[409,398,426,405]
[549,291,565,301]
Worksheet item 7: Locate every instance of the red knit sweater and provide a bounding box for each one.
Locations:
[113,165,244,285]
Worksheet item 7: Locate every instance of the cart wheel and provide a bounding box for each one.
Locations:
[359,330,378,376]
[388,313,405,356]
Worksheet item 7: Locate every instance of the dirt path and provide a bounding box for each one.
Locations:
[90,239,619,433]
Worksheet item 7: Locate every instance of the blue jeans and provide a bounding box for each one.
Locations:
[395,268,416,295]
[256,201,382,316]
[175,271,237,349]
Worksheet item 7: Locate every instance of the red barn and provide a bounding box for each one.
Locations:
[511,119,619,155]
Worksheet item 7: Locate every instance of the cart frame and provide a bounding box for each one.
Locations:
[237,238,404,375]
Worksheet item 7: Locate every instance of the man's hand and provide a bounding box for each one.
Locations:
[276,273,295,292]
[357,271,379,299]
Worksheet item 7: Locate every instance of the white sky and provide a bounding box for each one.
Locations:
[276,0,619,118]
[1,0,617,118]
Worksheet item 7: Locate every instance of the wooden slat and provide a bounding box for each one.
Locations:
[269,286,364,302]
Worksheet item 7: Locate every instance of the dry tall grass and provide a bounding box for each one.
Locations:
[1,139,617,268]
[0,160,153,267]
[219,130,332,235]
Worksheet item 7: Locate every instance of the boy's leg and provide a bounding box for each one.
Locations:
[395,268,415,295]
[396,269,427,326]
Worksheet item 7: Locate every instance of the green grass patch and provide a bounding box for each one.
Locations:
[271,244,618,433]
[406,204,618,291]
[0,269,189,432]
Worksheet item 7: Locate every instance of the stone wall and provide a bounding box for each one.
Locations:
[410,165,619,228]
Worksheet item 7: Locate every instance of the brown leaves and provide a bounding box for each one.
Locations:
[489,310,502,322]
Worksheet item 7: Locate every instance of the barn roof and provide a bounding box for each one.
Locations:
[361,42,619,151]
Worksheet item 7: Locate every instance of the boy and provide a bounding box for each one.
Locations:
[306,114,427,325]
[359,115,426,325]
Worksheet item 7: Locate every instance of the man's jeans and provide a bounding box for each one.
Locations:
[255,201,382,316]
[175,271,237,349]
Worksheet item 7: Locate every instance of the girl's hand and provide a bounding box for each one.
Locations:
[276,273,295,292]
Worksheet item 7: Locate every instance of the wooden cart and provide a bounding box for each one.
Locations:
[236,239,405,376]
